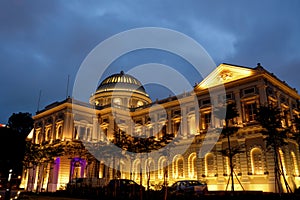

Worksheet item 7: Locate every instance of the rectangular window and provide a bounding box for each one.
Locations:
[202,99,211,106]
[244,87,255,95]
[202,112,211,129]
[245,102,257,122]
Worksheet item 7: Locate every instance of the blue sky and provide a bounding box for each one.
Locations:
[1,0,300,123]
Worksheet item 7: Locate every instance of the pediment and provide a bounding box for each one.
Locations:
[196,63,256,89]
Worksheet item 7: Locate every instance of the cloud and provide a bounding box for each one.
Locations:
[0,0,300,122]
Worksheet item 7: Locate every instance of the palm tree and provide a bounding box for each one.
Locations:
[256,104,292,193]
[214,102,241,192]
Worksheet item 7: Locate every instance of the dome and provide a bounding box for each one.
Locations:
[95,71,149,97]
[90,71,151,108]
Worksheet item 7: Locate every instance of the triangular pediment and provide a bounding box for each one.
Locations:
[196,63,256,89]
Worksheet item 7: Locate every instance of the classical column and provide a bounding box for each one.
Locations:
[63,110,74,140]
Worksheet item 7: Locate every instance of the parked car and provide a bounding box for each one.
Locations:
[106,179,145,199]
[168,180,208,198]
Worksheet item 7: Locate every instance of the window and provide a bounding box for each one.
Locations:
[173,156,184,178]
[202,99,211,106]
[173,121,180,136]
[46,128,51,141]
[251,148,264,175]
[243,87,255,96]
[188,153,197,178]
[202,112,211,129]
[158,157,167,179]
[178,159,184,178]
[133,160,141,181]
[145,159,155,180]
[57,125,62,140]
[244,102,257,122]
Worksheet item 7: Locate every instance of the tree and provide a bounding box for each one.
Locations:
[22,139,66,192]
[7,112,33,139]
[256,104,292,193]
[214,102,241,192]
[291,114,300,152]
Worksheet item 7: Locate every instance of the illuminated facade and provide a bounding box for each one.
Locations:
[20,63,300,193]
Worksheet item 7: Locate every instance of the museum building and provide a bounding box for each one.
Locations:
[20,63,300,193]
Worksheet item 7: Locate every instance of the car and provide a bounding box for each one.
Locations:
[168,180,208,198]
[106,179,145,199]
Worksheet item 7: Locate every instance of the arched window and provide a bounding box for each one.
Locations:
[188,153,197,178]
[205,153,215,177]
[158,157,167,179]
[35,130,41,144]
[70,158,86,179]
[291,152,299,176]
[57,125,62,140]
[46,128,51,141]
[74,126,79,140]
[38,132,43,144]
[251,148,264,175]
[173,156,184,178]
[145,159,155,180]
[133,159,141,181]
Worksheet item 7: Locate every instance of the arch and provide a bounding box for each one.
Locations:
[70,158,86,179]
[205,153,215,177]
[145,158,155,180]
[158,156,167,179]
[188,152,197,178]
[46,128,51,141]
[173,155,184,179]
[119,160,126,179]
[250,147,264,175]
[56,125,63,140]
[132,159,141,181]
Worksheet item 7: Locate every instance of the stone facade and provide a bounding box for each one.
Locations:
[20,63,300,193]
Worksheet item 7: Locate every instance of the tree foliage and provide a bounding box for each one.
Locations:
[214,102,241,192]
[256,104,291,193]
[7,112,33,138]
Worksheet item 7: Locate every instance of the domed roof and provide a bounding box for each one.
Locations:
[95,71,149,97]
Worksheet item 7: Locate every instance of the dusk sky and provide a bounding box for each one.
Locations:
[1,0,300,123]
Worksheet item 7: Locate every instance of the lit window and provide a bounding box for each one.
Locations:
[158,157,167,179]
[244,102,257,122]
[173,156,184,178]
[201,112,211,129]
[133,160,141,181]
[145,159,155,180]
[251,148,264,175]
[46,128,51,141]
[188,153,197,178]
